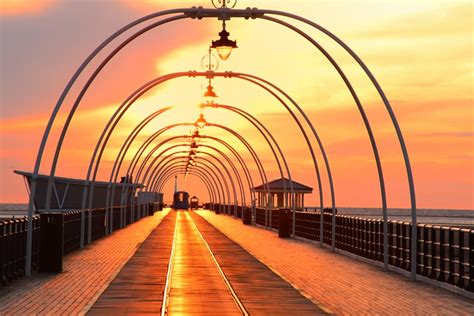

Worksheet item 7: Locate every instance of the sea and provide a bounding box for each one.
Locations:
[1,203,473,228]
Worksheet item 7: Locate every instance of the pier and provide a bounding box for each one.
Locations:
[0,0,473,314]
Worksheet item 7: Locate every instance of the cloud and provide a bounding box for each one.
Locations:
[0,0,55,16]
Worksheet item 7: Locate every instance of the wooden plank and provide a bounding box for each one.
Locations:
[190,211,326,315]
[166,211,241,315]
[88,212,176,315]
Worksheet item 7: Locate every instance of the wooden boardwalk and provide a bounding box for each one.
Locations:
[88,212,176,315]
[89,210,325,315]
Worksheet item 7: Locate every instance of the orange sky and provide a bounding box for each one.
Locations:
[0,0,473,210]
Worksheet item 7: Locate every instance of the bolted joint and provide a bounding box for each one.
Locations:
[186,6,204,19]
[217,8,232,21]
[223,71,234,78]
[205,70,215,79]
[187,70,197,77]
[244,7,264,20]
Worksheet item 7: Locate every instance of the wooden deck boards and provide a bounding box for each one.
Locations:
[88,210,326,315]
[167,212,240,315]
[87,212,176,315]
[190,211,326,315]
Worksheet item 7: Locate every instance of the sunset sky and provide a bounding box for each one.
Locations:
[0,0,472,210]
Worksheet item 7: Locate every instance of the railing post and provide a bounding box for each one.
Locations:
[468,229,473,292]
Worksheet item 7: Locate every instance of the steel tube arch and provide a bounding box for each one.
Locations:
[141,149,238,214]
[203,103,296,212]
[141,135,257,213]
[159,163,225,207]
[25,6,414,278]
[160,167,218,206]
[158,164,220,197]
[260,7,416,279]
[74,70,326,243]
[169,170,216,205]
[152,153,237,215]
[160,170,217,209]
[256,14,388,269]
[145,146,246,214]
[158,163,225,209]
[134,123,268,204]
[110,123,269,219]
[83,71,328,236]
[154,156,231,205]
[152,151,241,216]
[146,146,245,208]
[83,105,172,243]
[180,172,215,205]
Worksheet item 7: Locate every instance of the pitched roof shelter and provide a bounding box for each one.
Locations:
[253,178,312,208]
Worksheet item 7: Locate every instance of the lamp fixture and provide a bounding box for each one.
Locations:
[195,113,208,129]
[203,84,217,104]
[210,20,237,61]
[191,128,201,139]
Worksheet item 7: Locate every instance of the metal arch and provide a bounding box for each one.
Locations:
[139,143,247,211]
[161,167,218,206]
[167,170,216,205]
[113,129,256,218]
[141,149,238,215]
[150,151,238,216]
[147,146,246,210]
[261,8,416,279]
[254,16,388,269]
[154,155,234,207]
[203,104,292,206]
[134,123,268,201]
[156,154,237,211]
[83,105,172,244]
[159,163,225,207]
[160,170,216,208]
[158,164,219,195]
[158,158,230,209]
[83,71,326,236]
[177,171,215,205]
[114,123,268,217]
[144,146,246,214]
[76,71,324,242]
[203,103,298,230]
[25,6,414,277]
[158,163,225,209]
[184,168,219,207]
[44,15,190,211]
[151,145,247,213]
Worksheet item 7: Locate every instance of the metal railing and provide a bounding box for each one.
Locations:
[0,202,160,286]
[214,206,473,292]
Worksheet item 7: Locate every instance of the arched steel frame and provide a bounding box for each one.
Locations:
[155,153,237,215]
[24,6,416,278]
[165,167,219,206]
[144,146,246,216]
[181,172,215,205]
[72,71,333,246]
[151,151,243,212]
[159,164,224,208]
[154,157,229,202]
[110,123,270,218]
[146,146,245,208]
[160,169,218,208]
